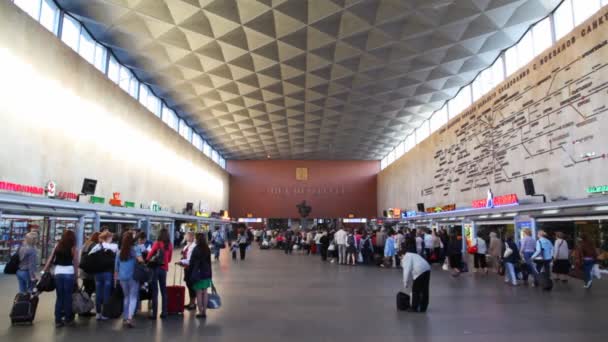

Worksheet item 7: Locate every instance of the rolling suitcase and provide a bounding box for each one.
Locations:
[167,268,185,315]
[396,291,410,311]
[10,292,39,325]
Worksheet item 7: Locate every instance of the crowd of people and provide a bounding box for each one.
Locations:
[6,221,603,324]
[257,224,602,291]
[11,226,217,328]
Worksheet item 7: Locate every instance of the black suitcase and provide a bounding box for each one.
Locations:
[10,292,39,325]
[102,286,124,319]
[396,292,410,311]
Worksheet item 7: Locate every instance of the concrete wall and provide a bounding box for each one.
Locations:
[378,7,608,214]
[228,160,378,218]
[0,2,229,213]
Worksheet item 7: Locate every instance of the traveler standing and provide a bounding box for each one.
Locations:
[178,231,197,310]
[383,231,396,268]
[188,233,213,318]
[503,235,521,286]
[415,230,424,255]
[375,228,386,254]
[78,232,99,317]
[43,230,79,328]
[90,231,118,321]
[430,230,442,263]
[447,233,462,277]
[211,227,224,261]
[473,236,488,274]
[314,230,323,256]
[345,230,357,265]
[531,230,553,285]
[577,234,598,289]
[360,232,374,264]
[519,229,538,286]
[552,232,570,283]
[423,230,433,260]
[114,233,144,328]
[16,232,38,293]
[237,227,249,260]
[320,231,330,261]
[401,249,431,313]
[284,230,294,255]
[335,226,348,265]
[488,232,502,273]
[146,228,173,319]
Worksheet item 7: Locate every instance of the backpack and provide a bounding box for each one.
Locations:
[4,247,20,274]
[347,235,355,247]
[80,245,115,273]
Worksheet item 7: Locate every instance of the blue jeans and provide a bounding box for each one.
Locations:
[95,272,113,314]
[120,279,139,320]
[213,244,221,259]
[583,259,595,284]
[151,268,167,316]
[505,262,517,285]
[54,274,75,323]
[522,252,539,283]
[16,270,32,293]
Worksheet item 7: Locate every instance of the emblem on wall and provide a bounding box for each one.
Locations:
[295,167,308,181]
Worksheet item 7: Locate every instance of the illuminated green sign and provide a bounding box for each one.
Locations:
[587,185,608,194]
[124,201,135,208]
[90,196,105,204]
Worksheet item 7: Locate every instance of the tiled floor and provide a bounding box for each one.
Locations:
[0,247,606,342]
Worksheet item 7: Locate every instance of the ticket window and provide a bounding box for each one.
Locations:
[477,224,514,241]
[536,221,576,246]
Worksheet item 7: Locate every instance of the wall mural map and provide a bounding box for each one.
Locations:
[424,10,608,202]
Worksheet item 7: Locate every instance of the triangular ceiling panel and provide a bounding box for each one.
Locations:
[57,0,562,159]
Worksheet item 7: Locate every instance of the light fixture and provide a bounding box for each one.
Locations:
[478,215,489,219]
[490,214,502,218]
[504,212,517,217]
[593,206,608,211]
[541,209,560,215]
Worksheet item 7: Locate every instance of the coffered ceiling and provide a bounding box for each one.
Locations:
[56,0,561,160]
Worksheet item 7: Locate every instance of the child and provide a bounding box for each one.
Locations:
[231,241,238,260]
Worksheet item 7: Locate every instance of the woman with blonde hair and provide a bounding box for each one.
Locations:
[16,232,38,293]
[520,228,538,286]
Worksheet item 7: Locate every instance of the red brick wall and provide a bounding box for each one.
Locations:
[227,160,379,219]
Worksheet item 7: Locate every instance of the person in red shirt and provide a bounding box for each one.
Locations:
[146,228,173,319]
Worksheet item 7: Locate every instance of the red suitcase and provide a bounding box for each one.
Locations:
[167,268,185,315]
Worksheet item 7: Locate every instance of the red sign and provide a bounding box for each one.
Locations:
[472,194,519,208]
[0,181,44,195]
[109,192,123,207]
[57,191,78,201]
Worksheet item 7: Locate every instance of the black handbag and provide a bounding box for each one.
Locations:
[81,246,115,273]
[4,248,20,274]
[147,247,165,268]
[36,272,56,292]
[133,263,152,283]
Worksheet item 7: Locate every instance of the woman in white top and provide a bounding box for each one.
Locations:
[177,231,197,310]
[473,236,488,274]
[552,231,570,282]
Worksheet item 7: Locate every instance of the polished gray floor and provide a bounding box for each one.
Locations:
[0,248,607,342]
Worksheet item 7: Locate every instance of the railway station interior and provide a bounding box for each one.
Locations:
[1,0,608,340]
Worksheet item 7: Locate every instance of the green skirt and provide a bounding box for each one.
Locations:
[192,279,212,290]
